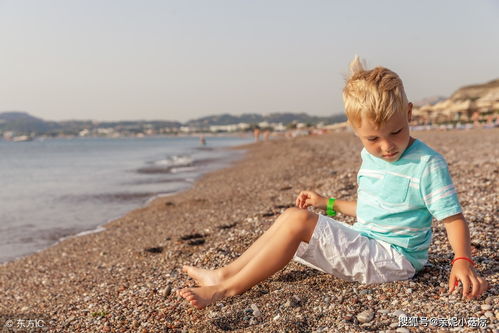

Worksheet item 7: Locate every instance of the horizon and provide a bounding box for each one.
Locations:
[0,109,346,124]
[1,1,498,122]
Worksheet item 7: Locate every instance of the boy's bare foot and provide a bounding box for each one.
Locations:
[182,265,224,286]
[177,285,226,309]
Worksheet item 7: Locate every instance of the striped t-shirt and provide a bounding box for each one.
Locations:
[353,139,462,271]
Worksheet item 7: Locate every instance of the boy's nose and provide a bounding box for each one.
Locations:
[381,140,396,153]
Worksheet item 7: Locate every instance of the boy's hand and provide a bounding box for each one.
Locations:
[443,214,489,300]
[295,191,327,210]
[448,260,489,299]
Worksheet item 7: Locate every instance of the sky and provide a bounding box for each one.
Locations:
[0,0,498,122]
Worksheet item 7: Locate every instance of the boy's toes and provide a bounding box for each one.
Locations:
[178,288,189,297]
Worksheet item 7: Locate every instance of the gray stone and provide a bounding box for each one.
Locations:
[250,304,261,317]
[481,304,492,311]
[356,309,374,323]
[392,310,407,318]
[396,328,410,333]
[160,286,171,297]
[284,296,301,308]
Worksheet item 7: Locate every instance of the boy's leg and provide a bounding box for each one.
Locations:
[183,208,308,285]
[178,209,318,309]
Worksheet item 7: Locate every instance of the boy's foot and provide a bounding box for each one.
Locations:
[182,265,224,286]
[177,286,225,309]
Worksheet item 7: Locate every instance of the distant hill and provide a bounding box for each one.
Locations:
[412,78,499,124]
[0,111,61,134]
[185,112,346,128]
[413,96,447,107]
[0,111,347,136]
[0,112,183,136]
[451,78,499,101]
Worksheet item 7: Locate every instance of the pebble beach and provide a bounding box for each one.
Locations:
[1,128,498,333]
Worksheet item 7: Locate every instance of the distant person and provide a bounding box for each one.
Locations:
[472,111,480,128]
[178,56,488,309]
[263,129,271,141]
[485,114,495,128]
[199,135,206,146]
[253,128,260,142]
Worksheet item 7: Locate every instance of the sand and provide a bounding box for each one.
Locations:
[0,128,497,332]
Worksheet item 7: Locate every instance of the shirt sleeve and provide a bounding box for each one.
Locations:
[420,155,462,221]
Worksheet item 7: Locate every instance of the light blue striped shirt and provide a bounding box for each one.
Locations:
[353,139,462,271]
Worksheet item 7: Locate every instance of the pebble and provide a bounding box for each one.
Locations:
[396,328,410,333]
[250,304,261,317]
[160,286,171,297]
[343,314,353,321]
[284,295,302,308]
[481,304,492,311]
[392,310,407,318]
[356,309,374,323]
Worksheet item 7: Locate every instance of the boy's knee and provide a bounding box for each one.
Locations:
[283,208,316,234]
[283,207,308,222]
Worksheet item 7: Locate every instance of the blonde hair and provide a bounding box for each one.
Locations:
[342,55,408,128]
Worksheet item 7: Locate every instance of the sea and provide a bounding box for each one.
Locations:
[0,135,252,264]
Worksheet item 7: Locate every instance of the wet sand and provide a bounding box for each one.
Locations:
[1,128,497,332]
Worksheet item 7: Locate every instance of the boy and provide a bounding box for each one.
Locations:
[178,56,488,309]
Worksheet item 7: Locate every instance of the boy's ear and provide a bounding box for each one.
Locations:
[407,103,413,122]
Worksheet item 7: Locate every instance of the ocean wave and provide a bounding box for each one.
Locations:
[150,154,193,167]
[138,154,195,174]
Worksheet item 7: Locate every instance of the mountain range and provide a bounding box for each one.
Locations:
[0,111,346,136]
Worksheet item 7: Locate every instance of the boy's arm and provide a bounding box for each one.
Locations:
[314,197,357,217]
[333,199,357,217]
[295,191,357,217]
[442,213,488,299]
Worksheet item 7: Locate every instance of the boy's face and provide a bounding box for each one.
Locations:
[352,103,413,162]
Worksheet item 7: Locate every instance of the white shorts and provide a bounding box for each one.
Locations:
[293,214,416,284]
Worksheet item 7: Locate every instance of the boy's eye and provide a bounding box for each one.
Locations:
[391,129,402,135]
[367,137,378,142]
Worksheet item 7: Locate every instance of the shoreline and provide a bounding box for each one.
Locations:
[0,129,497,332]
[0,139,250,266]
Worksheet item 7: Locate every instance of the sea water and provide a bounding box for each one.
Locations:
[0,135,251,263]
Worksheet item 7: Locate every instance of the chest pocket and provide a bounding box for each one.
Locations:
[381,174,410,203]
[357,174,381,194]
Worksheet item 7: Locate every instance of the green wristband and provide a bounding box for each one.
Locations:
[326,198,336,216]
